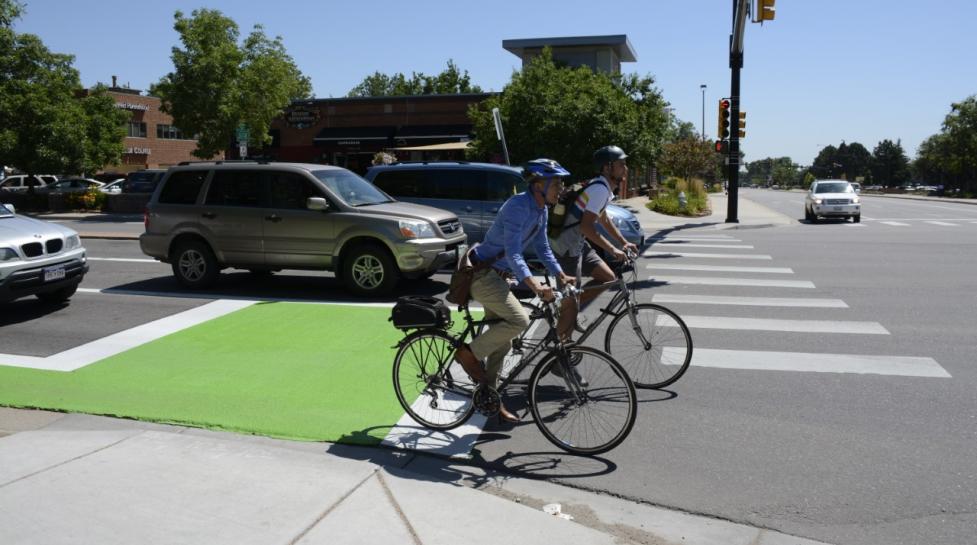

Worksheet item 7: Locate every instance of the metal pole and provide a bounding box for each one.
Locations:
[726,0,748,223]
[700,84,707,141]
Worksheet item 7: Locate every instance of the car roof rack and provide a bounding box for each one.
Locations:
[386,160,472,166]
[176,159,274,166]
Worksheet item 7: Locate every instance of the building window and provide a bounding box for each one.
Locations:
[127,122,147,138]
[156,124,186,140]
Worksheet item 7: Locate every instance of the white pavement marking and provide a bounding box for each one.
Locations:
[382,403,488,458]
[650,242,754,249]
[0,300,256,371]
[649,237,742,243]
[647,264,793,274]
[677,316,889,334]
[643,252,772,260]
[649,275,816,288]
[655,234,738,240]
[652,294,848,308]
[925,221,958,226]
[846,223,866,227]
[87,257,159,263]
[684,348,951,377]
[880,221,910,226]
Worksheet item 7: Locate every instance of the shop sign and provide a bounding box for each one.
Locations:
[115,102,150,111]
[337,140,360,146]
[125,147,151,155]
[287,107,319,129]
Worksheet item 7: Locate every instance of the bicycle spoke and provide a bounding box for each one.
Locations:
[606,304,692,389]
[393,332,475,430]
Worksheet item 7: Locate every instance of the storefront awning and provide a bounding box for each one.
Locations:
[389,141,471,151]
[394,124,472,141]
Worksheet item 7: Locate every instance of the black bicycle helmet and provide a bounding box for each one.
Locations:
[593,145,628,171]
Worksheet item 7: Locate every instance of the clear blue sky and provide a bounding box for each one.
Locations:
[14,0,976,166]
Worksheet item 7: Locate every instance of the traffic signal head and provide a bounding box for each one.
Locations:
[715,140,728,154]
[756,0,775,22]
[738,111,746,138]
[717,98,731,140]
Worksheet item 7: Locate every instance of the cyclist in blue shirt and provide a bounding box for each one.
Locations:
[454,159,575,422]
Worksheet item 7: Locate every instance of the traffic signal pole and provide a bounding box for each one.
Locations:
[726,0,749,223]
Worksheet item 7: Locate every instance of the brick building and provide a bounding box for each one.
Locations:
[96,80,218,174]
[260,93,492,175]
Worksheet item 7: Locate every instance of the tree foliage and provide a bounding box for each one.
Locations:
[0,2,128,174]
[914,95,977,193]
[812,141,871,181]
[658,138,719,183]
[870,139,910,187]
[745,157,800,187]
[347,60,482,97]
[151,9,312,158]
[466,50,670,179]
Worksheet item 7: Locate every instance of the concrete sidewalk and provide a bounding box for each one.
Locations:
[0,408,828,545]
[617,192,795,234]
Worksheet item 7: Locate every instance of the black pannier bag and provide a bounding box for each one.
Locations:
[390,296,451,330]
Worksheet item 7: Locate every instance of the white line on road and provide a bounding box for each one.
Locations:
[676,315,889,334]
[650,242,754,249]
[880,221,910,226]
[649,275,816,288]
[87,257,159,263]
[647,264,793,274]
[648,237,742,243]
[643,252,772,260]
[652,294,848,308]
[925,221,959,226]
[684,348,950,377]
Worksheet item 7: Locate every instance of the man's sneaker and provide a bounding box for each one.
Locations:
[550,363,589,387]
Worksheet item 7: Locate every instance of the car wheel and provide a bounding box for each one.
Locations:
[36,285,77,304]
[343,244,398,296]
[804,206,813,222]
[853,215,861,223]
[171,240,219,289]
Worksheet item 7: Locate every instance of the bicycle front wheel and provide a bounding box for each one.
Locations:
[604,303,692,389]
[392,330,475,430]
[529,346,637,455]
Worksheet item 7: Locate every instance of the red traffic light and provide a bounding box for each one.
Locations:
[719,99,730,109]
[715,140,728,153]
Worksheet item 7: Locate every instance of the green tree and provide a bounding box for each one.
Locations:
[347,60,482,97]
[0,2,129,175]
[836,142,872,182]
[151,9,312,158]
[746,157,798,186]
[658,138,717,182]
[466,50,670,179]
[913,133,951,185]
[870,139,910,187]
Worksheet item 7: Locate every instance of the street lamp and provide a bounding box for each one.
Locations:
[700,84,707,141]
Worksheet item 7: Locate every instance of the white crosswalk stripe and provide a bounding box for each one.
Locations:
[643,251,772,260]
[652,294,848,308]
[649,242,754,249]
[676,315,889,334]
[925,221,958,226]
[650,275,816,288]
[880,221,910,226]
[647,264,793,274]
[682,348,950,378]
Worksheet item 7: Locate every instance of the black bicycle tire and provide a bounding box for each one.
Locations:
[528,346,637,455]
[604,303,693,389]
[392,329,475,430]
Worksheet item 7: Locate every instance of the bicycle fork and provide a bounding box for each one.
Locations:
[624,304,653,350]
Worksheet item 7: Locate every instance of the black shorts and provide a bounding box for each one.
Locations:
[557,243,605,279]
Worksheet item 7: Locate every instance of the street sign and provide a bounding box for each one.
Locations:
[239,144,247,158]
[235,124,249,144]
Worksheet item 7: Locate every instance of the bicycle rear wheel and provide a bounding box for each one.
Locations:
[529,346,637,455]
[604,303,692,389]
[392,330,475,430]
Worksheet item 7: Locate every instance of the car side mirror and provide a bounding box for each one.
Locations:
[2,203,14,214]
[307,197,330,211]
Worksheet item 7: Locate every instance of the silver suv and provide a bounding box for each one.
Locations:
[804,180,861,223]
[139,161,466,296]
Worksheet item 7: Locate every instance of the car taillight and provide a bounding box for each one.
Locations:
[143,208,149,231]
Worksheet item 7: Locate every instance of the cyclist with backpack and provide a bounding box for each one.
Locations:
[550,145,639,342]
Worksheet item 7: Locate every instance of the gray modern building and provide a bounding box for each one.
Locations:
[502,34,637,74]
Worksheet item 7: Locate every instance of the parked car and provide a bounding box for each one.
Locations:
[37,178,104,194]
[123,169,167,193]
[804,180,860,223]
[365,161,646,249]
[0,174,58,193]
[139,161,466,296]
[0,202,88,304]
[850,182,861,194]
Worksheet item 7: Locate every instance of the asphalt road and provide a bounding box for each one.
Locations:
[4,194,977,545]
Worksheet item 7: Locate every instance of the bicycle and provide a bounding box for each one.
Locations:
[512,250,693,389]
[390,286,637,455]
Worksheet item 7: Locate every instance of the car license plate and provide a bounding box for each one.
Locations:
[43,266,65,282]
[832,206,842,211]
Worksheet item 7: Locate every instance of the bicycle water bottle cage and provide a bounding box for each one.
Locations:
[473,385,501,417]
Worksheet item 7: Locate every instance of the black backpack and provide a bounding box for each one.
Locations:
[547,178,609,238]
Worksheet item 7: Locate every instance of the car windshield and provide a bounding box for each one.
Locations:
[815,183,853,194]
[312,169,393,206]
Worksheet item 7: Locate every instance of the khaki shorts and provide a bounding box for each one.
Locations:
[557,242,605,279]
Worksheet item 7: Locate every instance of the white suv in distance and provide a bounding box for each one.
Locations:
[805,180,861,223]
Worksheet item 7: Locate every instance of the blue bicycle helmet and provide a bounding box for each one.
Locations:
[523,158,571,180]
